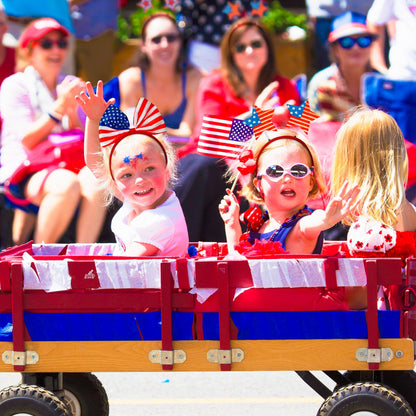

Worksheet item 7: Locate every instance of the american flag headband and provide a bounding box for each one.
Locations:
[98,98,167,181]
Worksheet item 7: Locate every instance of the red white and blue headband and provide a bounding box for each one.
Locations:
[99,97,167,180]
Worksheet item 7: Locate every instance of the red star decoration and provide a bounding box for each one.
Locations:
[253,106,276,139]
[164,0,180,11]
[286,100,320,134]
[250,0,269,18]
[227,1,242,20]
[137,0,153,11]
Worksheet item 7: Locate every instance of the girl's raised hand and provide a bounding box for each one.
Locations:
[75,81,115,121]
[219,189,240,225]
[324,181,360,227]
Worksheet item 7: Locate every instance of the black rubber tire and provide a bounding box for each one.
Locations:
[0,384,70,416]
[60,373,109,416]
[341,370,416,413]
[318,382,414,416]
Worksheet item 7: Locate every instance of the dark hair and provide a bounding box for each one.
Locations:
[220,17,277,97]
[130,12,187,73]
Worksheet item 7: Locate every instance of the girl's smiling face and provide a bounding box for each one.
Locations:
[111,135,170,215]
[254,142,314,219]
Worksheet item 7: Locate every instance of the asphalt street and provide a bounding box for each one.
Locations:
[0,370,327,415]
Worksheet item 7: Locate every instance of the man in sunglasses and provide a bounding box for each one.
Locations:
[307,11,378,122]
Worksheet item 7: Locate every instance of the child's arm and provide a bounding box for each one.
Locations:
[299,181,360,240]
[123,242,159,257]
[219,189,243,252]
[75,81,115,177]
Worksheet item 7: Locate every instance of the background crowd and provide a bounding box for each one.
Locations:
[0,0,414,250]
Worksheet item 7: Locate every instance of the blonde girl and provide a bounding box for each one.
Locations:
[332,107,416,231]
[76,81,189,257]
[219,129,359,254]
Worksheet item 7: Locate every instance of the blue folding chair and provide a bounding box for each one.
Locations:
[362,73,416,145]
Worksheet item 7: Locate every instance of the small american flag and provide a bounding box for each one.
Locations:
[197,116,251,159]
[286,100,320,134]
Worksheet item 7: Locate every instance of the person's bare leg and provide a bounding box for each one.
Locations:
[75,166,107,243]
[12,210,36,245]
[26,169,81,243]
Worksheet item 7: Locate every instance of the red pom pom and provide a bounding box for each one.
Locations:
[234,238,287,257]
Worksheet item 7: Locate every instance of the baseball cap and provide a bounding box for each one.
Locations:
[19,18,69,48]
[328,11,376,43]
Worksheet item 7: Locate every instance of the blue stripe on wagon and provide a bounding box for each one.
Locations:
[23,311,194,341]
[202,311,401,340]
[0,311,402,342]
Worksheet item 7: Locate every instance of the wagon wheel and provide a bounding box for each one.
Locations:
[0,384,70,416]
[340,370,416,413]
[60,373,109,416]
[317,382,414,416]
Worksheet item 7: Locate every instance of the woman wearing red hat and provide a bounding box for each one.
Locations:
[0,17,106,245]
[307,11,378,122]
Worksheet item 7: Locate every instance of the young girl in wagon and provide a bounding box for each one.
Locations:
[76,81,189,257]
[331,107,416,310]
[332,107,416,260]
[219,128,360,255]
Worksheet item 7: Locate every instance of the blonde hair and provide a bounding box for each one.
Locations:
[98,133,177,204]
[331,107,408,226]
[240,129,326,204]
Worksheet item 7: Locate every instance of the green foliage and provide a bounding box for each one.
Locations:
[117,0,174,41]
[117,1,308,41]
[261,1,308,34]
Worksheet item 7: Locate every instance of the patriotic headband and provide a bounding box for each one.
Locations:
[99,98,167,180]
[255,130,315,166]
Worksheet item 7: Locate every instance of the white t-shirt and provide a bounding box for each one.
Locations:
[111,191,189,257]
[367,0,416,79]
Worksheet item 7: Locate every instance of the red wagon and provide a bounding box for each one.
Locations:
[0,241,415,415]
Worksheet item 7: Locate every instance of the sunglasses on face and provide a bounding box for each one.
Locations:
[150,33,180,44]
[35,38,68,50]
[257,163,313,181]
[337,35,373,49]
[234,39,264,54]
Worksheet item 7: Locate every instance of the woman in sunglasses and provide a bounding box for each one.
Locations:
[178,17,301,158]
[172,17,301,243]
[102,12,202,139]
[0,18,106,245]
[219,129,359,255]
[307,11,378,122]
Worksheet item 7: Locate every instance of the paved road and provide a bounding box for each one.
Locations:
[0,371,328,415]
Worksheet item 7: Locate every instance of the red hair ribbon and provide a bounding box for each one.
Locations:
[236,149,256,175]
